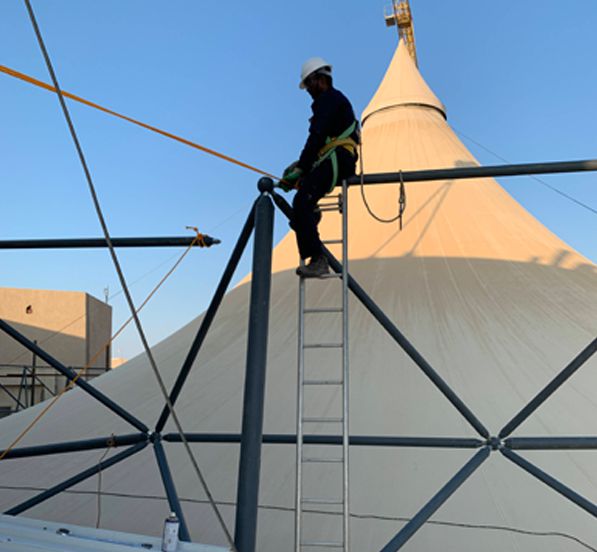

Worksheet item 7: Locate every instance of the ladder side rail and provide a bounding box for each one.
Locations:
[295,277,306,552]
[341,179,350,551]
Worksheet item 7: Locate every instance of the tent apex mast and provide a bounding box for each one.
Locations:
[384,0,418,66]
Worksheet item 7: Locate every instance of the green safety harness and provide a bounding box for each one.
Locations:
[313,120,359,192]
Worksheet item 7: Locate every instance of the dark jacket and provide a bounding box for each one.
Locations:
[297,87,358,173]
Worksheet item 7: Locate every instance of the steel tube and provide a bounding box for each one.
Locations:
[0,364,56,398]
[505,436,597,450]
[30,349,36,406]
[380,447,490,551]
[346,158,597,186]
[234,193,274,552]
[270,191,489,438]
[0,433,146,460]
[0,319,149,433]
[4,441,147,515]
[499,337,597,439]
[164,433,484,448]
[155,205,256,433]
[0,382,25,410]
[0,236,220,249]
[153,439,191,542]
[22,365,56,397]
[16,369,27,409]
[501,448,597,518]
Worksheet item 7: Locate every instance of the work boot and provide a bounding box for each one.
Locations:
[296,255,330,278]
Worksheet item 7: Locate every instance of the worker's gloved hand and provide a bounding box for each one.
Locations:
[278,180,295,193]
[284,161,300,176]
[279,161,303,192]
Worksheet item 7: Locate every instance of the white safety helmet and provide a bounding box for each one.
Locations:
[299,57,332,89]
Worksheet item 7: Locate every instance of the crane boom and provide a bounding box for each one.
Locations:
[384,0,418,66]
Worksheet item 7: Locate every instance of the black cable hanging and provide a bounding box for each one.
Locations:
[359,140,407,227]
[398,170,406,230]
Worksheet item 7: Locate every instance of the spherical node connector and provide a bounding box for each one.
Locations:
[488,436,502,451]
[257,176,274,193]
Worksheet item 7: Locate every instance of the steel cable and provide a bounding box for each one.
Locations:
[453,126,597,216]
[22,2,236,548]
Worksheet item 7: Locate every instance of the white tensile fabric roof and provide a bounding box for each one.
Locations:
[0,40,596,551]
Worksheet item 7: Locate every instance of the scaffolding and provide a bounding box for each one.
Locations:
[0,361,107,417]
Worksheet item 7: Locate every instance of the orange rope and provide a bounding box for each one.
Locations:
[0,64,281,181]
[0,235,199,461]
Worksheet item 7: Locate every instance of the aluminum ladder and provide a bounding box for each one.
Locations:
[295,179,350,551]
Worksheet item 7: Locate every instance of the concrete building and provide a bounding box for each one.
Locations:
[0,287,111,415]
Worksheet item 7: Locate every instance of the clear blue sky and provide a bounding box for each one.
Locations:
[1,1,595,360]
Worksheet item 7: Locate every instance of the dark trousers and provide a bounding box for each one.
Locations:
[292,149,356,260]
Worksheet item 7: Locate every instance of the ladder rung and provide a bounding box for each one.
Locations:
[301,541,344,548]
[303,379,343,386]
[322,239,342,244]
[303,457,343,463]
[318,206,341,212]
[302,417,343,423]
[304,307,342,313]
[302,498,343,505]
[318,273,342,279]
[318,197,341,204]
[303,343,343,349]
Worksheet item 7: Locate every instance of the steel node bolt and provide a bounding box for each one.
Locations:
[257,177,274,193]
[488,436,502,450]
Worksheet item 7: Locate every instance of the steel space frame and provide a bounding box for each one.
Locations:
[0,158,595,552]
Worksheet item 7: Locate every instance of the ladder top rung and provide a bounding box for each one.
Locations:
[302,457,343,463]
[318,198,341,205]
[303,379,343,386]
[304,307,342,313]
[303,343,343,349]
[302,417,343,423]
[322,239,343,244]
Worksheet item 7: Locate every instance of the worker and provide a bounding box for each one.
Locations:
[280,57,359,278]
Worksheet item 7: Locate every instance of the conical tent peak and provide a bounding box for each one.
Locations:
[362,39,445,126]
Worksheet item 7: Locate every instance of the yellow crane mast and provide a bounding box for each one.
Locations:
[384,0,418,66]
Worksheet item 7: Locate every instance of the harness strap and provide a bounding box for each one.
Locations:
[314,120,358,192]
[318,137,358,158]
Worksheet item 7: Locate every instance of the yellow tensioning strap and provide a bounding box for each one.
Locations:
[185,225,206,247]
[0,64,280,181]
